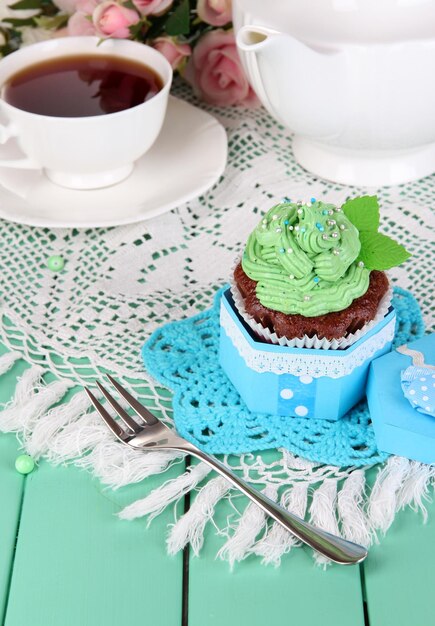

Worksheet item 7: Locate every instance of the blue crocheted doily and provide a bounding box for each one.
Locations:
[142,287,424,468]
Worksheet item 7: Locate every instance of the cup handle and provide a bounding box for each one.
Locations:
[0,121,40,169]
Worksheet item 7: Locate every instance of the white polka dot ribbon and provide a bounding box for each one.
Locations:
[399,346,435,418]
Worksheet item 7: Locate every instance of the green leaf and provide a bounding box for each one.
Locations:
[357,231,411,270]
[342,195,380,232]
[34,14,68,29]
[165,0,190,36]
[10,0,41,10]
[3,17,37,26]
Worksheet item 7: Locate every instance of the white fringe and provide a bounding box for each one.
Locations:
[217,485,278,569]
[119,463,211,522]
[396,461,435,523]
[252,482,308,566]
[45,410,112,464]
[309,478,339,565]
[0,351,20,375]
[369,456,411,535]
[79,441,181,489]
[167,476,230,556]
[337,470,371,546]
[24,390,91,459]
[0,365,73,432]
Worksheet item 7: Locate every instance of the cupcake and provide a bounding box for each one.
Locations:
[232,196,410,347]
[220,195,410,419]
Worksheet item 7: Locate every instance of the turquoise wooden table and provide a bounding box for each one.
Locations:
[1,344,434,626]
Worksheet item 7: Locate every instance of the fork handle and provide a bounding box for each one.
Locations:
[187,447,367,565]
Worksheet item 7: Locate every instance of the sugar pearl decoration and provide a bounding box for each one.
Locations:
[294,225,300,231]
[297,208,303,215]
[289,274,295,279]
[322,234,328,240]
[358,261,365,267]
[275,227,282,233]
[332,248,340,255]
[287,247,293,253]
[272,214,278,220]
[327,219,336,226]
[339,224,346,230]
[331,232,339,238]
[304,295,311,301]
[288,225,294,231]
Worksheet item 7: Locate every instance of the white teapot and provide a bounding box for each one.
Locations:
[233,0,435,186]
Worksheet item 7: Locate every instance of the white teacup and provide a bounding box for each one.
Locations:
[0,37,172,189]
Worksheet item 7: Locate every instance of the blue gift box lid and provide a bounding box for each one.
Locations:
[367,333,435,463]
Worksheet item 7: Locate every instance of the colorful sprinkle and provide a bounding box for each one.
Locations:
[322,209,329,215]
[310,197,316,203]
[284,220,289,225]
[279,248,285,253]
[313,277,320,283]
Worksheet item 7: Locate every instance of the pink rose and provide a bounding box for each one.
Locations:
[132,0,172,16]
[93,1,140,38]
[68,10,97,35]
[152,37,191,71]
[185,30,258,107]
[67,0,98,35]
[197,0,231,26]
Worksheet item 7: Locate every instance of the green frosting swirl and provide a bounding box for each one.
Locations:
[241,200,370,317]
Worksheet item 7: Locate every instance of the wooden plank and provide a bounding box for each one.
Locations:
[187,469,365,626]
[363,494,435,626]
[1,362,185,626]
[0,349,28,623]
[0,435,24,624]
[5,454,185,626]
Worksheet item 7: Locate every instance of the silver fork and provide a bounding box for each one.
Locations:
[85,375,368,565]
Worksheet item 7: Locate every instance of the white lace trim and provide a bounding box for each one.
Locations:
[220,299,396,378]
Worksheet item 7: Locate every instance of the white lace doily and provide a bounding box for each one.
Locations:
[0,81,434,565]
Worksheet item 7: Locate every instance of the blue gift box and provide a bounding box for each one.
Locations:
[367,333,435,464]
[219,289,396,421]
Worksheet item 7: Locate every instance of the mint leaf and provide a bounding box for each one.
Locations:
[342,195,380,232]
[165,0,190,36]
[357,232,411,270]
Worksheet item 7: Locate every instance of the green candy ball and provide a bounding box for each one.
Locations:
[47,255,65,272]
[15,454,35,475]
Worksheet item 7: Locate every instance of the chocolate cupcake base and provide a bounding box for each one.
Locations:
[233,262,390,343]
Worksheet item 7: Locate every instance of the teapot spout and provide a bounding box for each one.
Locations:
[236,25,281,52]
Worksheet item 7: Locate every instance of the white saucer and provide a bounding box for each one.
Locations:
[0,97,227,228]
